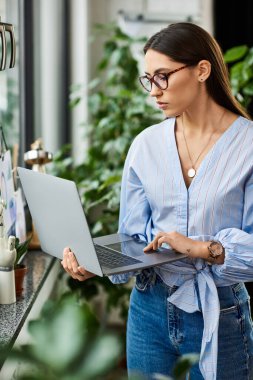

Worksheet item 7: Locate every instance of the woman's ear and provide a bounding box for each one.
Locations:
[197,60,211,82]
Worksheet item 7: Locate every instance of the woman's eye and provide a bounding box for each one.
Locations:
[156,74,167,81]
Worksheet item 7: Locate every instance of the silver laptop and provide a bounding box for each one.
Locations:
[17,167,186,277]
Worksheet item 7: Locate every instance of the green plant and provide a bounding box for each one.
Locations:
[51,23,162,237]
[51,23,162,325]
[14,236,32,268]
[224,45,253,112]
[67,274,131,322]
[0,294,198,380]
[0,294,125,380]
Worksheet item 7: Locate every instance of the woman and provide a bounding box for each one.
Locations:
[62,23,253,380]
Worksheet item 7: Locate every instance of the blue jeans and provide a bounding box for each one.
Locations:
[127,269,253,380]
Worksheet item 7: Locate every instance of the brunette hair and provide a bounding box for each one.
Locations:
[144,22,250,119]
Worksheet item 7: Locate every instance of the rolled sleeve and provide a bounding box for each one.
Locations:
[211,228,253,284]
[211,173,253,283]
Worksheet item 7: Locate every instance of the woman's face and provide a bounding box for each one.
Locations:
[143,49,201,117]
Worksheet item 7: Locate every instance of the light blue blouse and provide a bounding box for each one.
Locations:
[111,116,253,380]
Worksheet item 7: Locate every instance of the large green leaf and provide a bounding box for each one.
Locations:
[79,335,122,377]
[244,47,253,66]
[224,45,248,63]
[173,353,199,379]
[28,300,88,371]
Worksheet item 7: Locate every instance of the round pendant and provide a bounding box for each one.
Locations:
[188,168,196,178]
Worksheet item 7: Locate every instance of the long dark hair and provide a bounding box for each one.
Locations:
[144,22,250,119]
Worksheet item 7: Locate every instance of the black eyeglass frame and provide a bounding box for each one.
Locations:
[139,65,189,92]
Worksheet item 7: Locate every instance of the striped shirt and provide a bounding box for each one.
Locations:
[111,115,253,380]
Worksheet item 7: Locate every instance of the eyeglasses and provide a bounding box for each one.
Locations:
[139,65,188,92]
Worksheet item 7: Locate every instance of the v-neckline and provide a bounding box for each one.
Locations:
[170,115,242,192]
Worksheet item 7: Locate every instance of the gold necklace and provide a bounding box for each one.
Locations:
[182,116,218,178]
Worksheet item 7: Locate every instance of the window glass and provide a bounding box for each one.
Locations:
[0,0,19,150]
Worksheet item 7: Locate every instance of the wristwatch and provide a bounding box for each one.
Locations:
[207,240,225,263]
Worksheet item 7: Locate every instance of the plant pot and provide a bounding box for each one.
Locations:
[14,264,28,296]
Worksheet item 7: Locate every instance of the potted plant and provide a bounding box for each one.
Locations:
[14,236,32,296]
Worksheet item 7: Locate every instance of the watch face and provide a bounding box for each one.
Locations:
[209,241,223,256]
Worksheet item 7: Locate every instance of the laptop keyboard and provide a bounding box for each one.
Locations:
[95,245,142,269]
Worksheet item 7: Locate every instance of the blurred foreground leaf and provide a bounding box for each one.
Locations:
[2,295,125,380]
[173,353,199,380]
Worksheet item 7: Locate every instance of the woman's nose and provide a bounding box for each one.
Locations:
[150,84,163,97]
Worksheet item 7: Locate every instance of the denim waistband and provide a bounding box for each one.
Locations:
[216,282,249,309]
[135,269,249,310]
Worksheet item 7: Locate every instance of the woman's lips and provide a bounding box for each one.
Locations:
[156,102,168,110]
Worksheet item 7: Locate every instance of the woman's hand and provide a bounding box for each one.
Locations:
[61,247,96,281]
[143,231,210,260]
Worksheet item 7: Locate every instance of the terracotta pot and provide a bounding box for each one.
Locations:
[14,264,28,296]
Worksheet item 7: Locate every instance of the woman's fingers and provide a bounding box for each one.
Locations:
[77,266,96,280]
[61,247,96,282]
[158,236,166,247]
[61,247,72,274]
[143,241,153,252]
[68,251,79,273]
[61,247,83,278]
[143,237,159,252]
[72,270,87,281]
[143,232,168,253]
